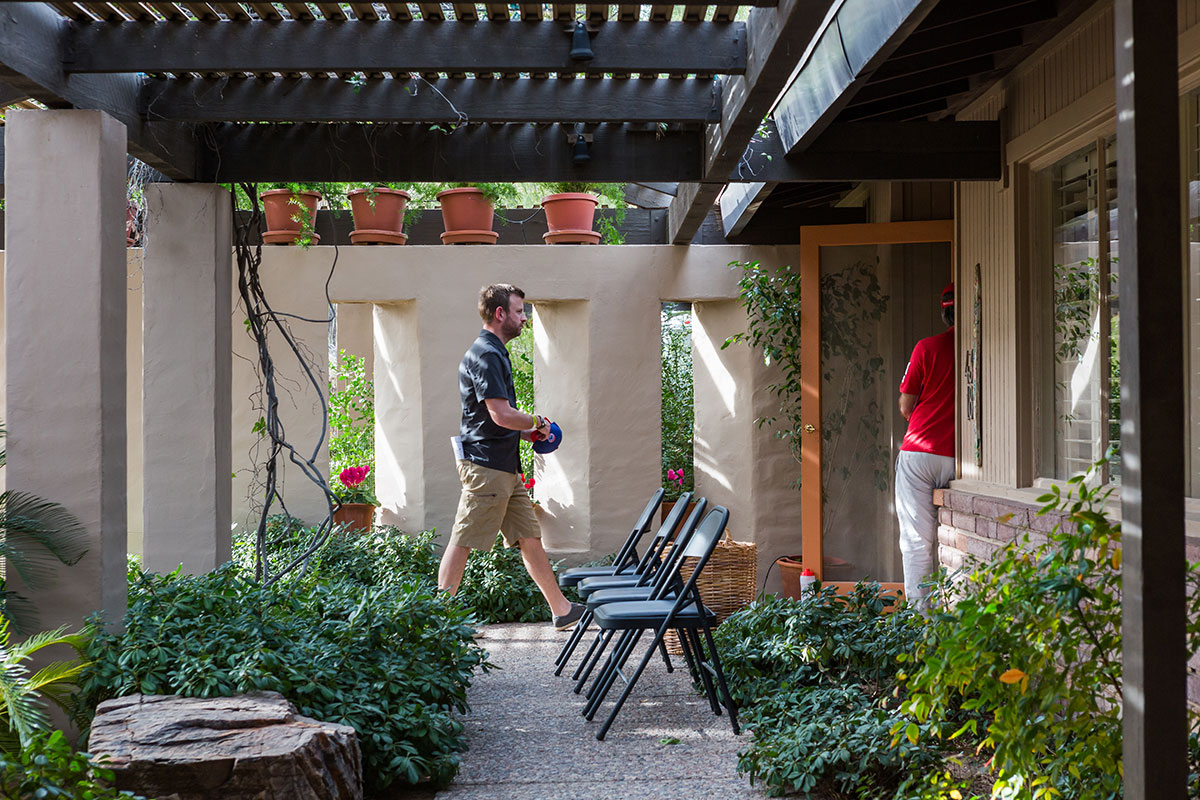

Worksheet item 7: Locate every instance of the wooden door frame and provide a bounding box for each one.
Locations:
[800,220,956,586]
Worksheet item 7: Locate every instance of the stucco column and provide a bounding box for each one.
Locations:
[141,184,232,574]
[692,300,802,594]
[530,302,591,553]
[4,109,128,629]
[374,300,478,537]
[579,294,662,559]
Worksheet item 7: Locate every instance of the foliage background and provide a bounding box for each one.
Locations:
[661,304,694,500]
[328,351,375,500]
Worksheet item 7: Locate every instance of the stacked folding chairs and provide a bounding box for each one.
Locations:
[554,489,741,741]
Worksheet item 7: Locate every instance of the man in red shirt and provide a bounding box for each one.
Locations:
[896,283,956,611]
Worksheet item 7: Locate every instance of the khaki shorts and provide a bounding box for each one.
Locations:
[448,460,541,551]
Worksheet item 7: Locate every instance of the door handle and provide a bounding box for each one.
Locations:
[804,424,816,433]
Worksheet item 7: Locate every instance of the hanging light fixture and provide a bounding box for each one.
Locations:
[572,124,591,165]
[569,21,594,62]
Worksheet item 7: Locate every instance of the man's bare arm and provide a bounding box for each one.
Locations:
[484,398,551,438]
[899,392,918,420]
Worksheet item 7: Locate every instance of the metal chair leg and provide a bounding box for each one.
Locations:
[596,629,663,741]
[571,628,606,684]
[702,624,740,734]
[657,637,675,673]
[554,607,594,675]
[686,627,722,716]
[575,629,617,695]
[586,628,643,721]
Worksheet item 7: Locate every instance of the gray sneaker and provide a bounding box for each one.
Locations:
[553,602,586,631]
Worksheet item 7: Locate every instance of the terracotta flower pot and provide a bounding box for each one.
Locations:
[348,187,410,245]
[333,502,375,534]
[261,189,322,246]
[659,499,699,526]
[436,187,499,244]
[541,192,600,244]
[776,554,855,599]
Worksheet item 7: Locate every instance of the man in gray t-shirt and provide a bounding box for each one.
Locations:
[437,283,585,630]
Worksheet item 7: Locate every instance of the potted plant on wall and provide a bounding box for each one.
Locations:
[435,183,520,244]
[333,465,378,534]
[260,183,324,246]
[346,182,416,245]
[540,182,627,244]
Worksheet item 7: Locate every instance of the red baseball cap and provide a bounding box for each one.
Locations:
[941,283,955,308]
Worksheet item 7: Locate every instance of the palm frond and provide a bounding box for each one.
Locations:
[0,490,89,589]
[0,658,45,748]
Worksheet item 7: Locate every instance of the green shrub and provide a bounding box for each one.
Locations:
[0,730,144,799]
[458,534,551,623]
[715,585,935,798]
[900,467,1200,799]
[233,518,556,624]
[76,565,488,792]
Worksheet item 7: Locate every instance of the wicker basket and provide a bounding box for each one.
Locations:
[661,530,757,654]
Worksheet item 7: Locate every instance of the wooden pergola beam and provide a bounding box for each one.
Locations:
[1114,1,1188,798]
[666,0,839,244]
[143,76,722,124]
[69,20,749,76]
[196,123,705,182]
[0,3,195,179]
[184,119,999,183]
[772,0,940,156]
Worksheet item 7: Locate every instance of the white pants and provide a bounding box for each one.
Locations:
[895,450,956,610]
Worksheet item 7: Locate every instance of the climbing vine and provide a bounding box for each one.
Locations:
[232,184,340,585]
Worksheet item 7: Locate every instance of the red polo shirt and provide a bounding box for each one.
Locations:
[900,328,955,457]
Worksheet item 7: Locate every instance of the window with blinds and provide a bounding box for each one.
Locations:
[1049,137,1120,482]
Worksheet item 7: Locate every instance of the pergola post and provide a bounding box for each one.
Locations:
[1114,2,1188,797]
[4,109,128,629]
[141,184,232,574]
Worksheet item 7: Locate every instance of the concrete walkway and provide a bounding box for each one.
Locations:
[431,622,769,800]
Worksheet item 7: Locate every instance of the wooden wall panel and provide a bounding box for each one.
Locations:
[957,178,1016,485]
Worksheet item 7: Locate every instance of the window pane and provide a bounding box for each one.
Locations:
[1050,139,1119,480]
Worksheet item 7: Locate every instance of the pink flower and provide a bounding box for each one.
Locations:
[340,465,370,488]
[667,469,677,481]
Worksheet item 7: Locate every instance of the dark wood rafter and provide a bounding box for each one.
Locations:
[771,0,941,156]
[383,2,414,21]
[175,118,999,183]
[935,0,1104,120]
[198,122,706,182]
[67,20,750,75]
[1113,2,1189,799]
[625,182,675,207]
[667,0,839,244]
[718,180,775,236]
[141,75,723,123]
[0,2,195,179]
[738,120,1001,182]
[0,79,29,107]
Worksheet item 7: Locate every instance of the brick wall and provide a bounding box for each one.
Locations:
[933,488,1072,572]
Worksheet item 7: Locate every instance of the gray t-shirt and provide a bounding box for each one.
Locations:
[458,330,521,474]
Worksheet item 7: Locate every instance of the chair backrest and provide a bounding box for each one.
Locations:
[663,506,730,606]
[610,488,665,571]
[630,491,694,585]
[647,498,708,599]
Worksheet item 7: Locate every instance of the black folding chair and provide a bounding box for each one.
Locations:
[556,488,664,589]
[583,506,740,741]
[566,497,706,686]
[554,493,696,676]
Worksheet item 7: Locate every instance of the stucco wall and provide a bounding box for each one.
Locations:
[231,244,803,589]
[0,240,831,592]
